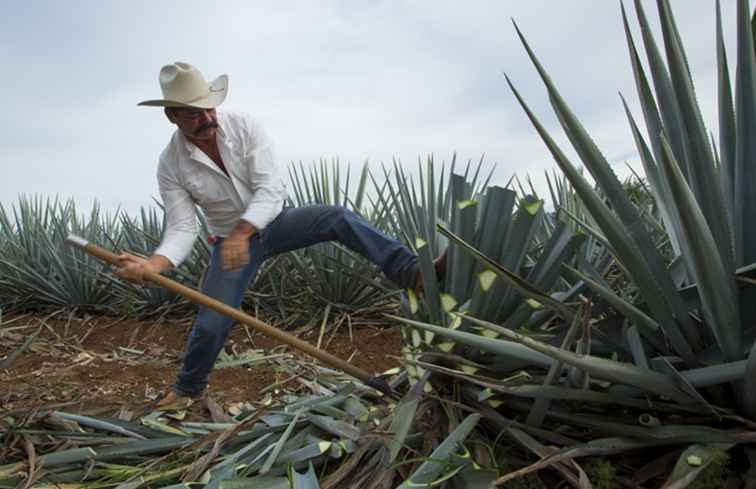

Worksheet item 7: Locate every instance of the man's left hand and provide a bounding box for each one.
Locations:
[221,220,257,271]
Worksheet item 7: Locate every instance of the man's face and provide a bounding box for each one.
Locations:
[167,107,218,141]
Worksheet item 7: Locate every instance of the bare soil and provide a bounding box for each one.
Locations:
[0,311,401,418]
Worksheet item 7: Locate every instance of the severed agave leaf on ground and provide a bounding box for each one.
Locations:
[141,414,191,437]
[660,444,733,489]
[448,467,498,489]
[276,440,333,467]
[306,414,361,441]
[214,349,282,369]
[394,413,481,489]
[34,435,193,469]
[20,485,86,489]
[494,437,660,486]
[283,383,355,414]
[203,433,276,489]
[38,447,98,468]
[259,411,303,475]
[288,462,320,489]
[219,477,289,489]
[385,371,428,463]
[53,411,146,440]
[112,476,145,489]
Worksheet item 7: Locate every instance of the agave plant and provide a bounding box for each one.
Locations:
[379,0,756,486]
[0,196,119,312]
[446,0,756,408]
[375,154,494,254]
[379,156,591,399]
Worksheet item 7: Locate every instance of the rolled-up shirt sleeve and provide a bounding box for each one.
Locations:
[239,118,287,231]
[153,163,198,267]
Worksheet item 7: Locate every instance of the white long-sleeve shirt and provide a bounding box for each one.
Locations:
[153,111,287,267]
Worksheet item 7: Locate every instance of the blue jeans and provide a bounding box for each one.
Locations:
[174,205,418,397]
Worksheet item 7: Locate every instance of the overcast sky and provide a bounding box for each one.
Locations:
[0,1,740,216]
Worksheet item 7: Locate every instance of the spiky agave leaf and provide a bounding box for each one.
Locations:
[511,19,706,363]
[394,414,480,489]
[733,0,756,268]
[504,70,698,366]
[656,135,741,363]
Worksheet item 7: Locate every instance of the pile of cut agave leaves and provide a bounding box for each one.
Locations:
[0,352,491,489]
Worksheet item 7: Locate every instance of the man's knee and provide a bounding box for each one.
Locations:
[333,206,360,225]
[323,205,348,218]
[320,206,355,231]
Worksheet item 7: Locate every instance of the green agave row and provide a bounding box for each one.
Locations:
[0,162,390,318]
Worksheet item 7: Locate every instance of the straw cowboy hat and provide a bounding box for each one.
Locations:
[139,62,228,108]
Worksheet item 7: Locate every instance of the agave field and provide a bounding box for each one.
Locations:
[4,0,756,487]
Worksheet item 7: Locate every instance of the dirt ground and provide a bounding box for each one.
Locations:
[0,311,402,419]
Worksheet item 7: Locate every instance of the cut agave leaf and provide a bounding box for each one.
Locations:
[289,462,320,489]
[660,444,733,488]
[53,411,146,440]
[386,373,427,463]
[395,414,481,489]
[259,412,303,475]
[219,477,289,489]
[306,415,361,441]
[276,441,332,467]
[439,224,576,322]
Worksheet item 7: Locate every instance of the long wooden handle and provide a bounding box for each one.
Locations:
[65,234,392,395]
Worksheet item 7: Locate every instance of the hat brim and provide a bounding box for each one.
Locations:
[138,74,228,108]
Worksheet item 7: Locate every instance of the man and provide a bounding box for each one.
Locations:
[116,62,424,408]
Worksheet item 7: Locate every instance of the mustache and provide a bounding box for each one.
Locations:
[196,121,219,134]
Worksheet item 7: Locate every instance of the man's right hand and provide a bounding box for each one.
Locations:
[114,253,171,284]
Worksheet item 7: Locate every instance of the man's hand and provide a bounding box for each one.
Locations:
[222,220,257,271]
[114,253,172,284]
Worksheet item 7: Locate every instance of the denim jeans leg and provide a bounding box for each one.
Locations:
[263,205,418,288]
[174,234,266,397]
